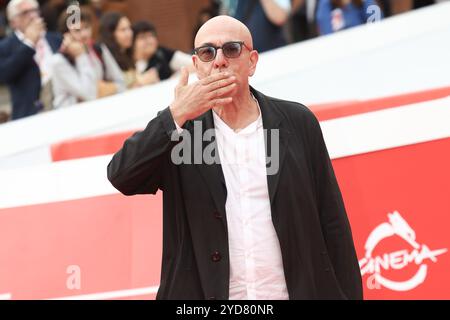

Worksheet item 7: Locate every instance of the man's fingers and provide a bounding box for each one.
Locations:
[201,72,232,86]
[177,67,189,87]
[207,76,236,92]
[32,17,44,27]
[209,82,237,99]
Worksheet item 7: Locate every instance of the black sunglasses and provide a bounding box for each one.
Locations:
[193,41,252,62]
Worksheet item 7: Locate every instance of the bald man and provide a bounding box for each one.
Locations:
[108,16,363,300]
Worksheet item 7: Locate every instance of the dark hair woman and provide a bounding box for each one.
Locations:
[50,9,97,108]
[51,9,126,108]
[132,20,193,85]
[99,12,137,88]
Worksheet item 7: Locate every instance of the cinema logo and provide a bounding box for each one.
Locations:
[359,211,447,291]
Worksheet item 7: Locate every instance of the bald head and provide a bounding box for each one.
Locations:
[194,15,253,50]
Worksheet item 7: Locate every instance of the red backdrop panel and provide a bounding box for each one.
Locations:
[334,138,450,299]
[1,139,449,299]
[0,193,162,300]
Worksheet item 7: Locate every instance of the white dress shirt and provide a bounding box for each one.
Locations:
[213,99,289,300]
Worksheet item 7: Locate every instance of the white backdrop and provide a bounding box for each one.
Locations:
[0,3,450,169]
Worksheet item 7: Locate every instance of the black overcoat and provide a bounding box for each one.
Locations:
[107,87,363,300]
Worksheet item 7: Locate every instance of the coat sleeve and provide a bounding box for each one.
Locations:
[0,37,36,83]
[307,110,363,300]
[107,107,178,196]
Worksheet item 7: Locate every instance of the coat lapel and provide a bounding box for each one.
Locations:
[251,87,291,204]
[186,111,227,218]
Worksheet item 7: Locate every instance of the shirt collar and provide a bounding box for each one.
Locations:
[15,30,26,41]
[212,93,263,135]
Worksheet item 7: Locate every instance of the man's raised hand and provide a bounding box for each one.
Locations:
[170,68,236,127]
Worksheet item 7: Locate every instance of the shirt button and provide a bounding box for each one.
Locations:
[214,211,223,219]
[211,251,221,262]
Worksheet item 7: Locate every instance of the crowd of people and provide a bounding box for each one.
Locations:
[0,0,447,123]
[0,0,193,121]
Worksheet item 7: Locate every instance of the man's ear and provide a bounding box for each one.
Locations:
[248,50,259,77]
[9,18,18,30]
[192,55,198,70]
[192,55,202,79]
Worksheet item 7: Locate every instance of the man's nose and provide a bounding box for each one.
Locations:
[213,48,228,69]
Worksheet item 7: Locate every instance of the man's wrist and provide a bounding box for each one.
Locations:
[169,104,186,129]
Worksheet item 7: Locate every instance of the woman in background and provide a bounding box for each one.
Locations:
[99,12,154,89]
[316,0,383,35]
[51,10,125,109]
[132,20,193,84]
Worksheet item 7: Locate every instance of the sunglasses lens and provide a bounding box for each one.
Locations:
[195,42,245,61]
[197,46,216,62]
[223,42,242,58]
